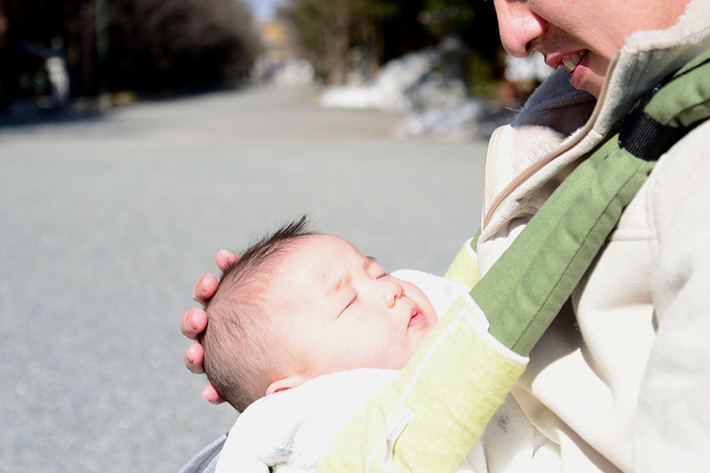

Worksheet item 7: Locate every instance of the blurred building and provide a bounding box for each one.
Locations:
[261,20,296,65]
[254,18,313,85]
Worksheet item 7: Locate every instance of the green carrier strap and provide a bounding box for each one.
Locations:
[317,49,710,473]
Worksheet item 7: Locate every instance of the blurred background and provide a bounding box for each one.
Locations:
[0,0,551,127]
[0,1,552,472]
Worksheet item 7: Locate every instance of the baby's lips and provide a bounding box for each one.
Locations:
[407,305,427,328]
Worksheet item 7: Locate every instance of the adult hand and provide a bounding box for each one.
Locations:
[181,250,239,404]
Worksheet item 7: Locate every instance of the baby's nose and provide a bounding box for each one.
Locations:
[382,279,404,307]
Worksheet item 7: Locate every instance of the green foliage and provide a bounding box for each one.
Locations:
[353,0,401,21]
[419,0,476,41]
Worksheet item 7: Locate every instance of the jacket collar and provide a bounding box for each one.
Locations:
[481,0,710,240]
[594,0,710,137]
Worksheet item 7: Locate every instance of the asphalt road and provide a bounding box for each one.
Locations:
[0,85,487,473]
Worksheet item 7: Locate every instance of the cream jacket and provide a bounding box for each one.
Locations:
[477,0,710,471]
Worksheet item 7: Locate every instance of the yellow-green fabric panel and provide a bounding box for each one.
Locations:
[444,238,480,288]
[317,297,526,473]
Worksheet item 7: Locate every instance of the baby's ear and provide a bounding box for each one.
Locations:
[265,374,311,396]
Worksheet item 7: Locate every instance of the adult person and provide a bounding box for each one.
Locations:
[181,0,710,471]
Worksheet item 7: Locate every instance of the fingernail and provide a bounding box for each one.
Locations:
[202,386,217,404]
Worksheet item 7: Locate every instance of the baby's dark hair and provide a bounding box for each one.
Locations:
[199,216,314,411]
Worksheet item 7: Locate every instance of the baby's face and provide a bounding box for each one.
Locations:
[267,234,437,381]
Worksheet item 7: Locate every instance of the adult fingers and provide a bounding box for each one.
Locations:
[216,250,239,272]
[202,384,224,404]
[181,307,208,339]
[184,342,206,374]
[192,273,219,304]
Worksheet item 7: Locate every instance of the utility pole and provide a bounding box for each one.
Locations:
[95,0,109,103]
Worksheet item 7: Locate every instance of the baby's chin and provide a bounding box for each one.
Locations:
[408,315,437,354]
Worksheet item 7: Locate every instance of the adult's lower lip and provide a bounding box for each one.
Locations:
[568,51,590,89]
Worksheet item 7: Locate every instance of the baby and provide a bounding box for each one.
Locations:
[200,216,443,413]
[199,217,559,473]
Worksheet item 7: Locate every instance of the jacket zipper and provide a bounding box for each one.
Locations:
[482,59,618,229]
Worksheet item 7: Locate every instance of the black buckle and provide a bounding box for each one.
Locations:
[617,71,683,162]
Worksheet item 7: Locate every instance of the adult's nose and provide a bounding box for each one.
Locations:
[381,278,404,307]
[494,0,545,57]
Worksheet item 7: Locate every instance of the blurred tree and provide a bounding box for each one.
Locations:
[118,0,261,93]
[379,0,430,61]
[278,0,401,84]
[420,0,503,96]
[350,0,401,77]
[0,0,260,107]
[278,0,501,91]
[277,0,351,84]
[0,1,11,113]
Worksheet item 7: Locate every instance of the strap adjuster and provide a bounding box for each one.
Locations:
[618,107,683,162]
